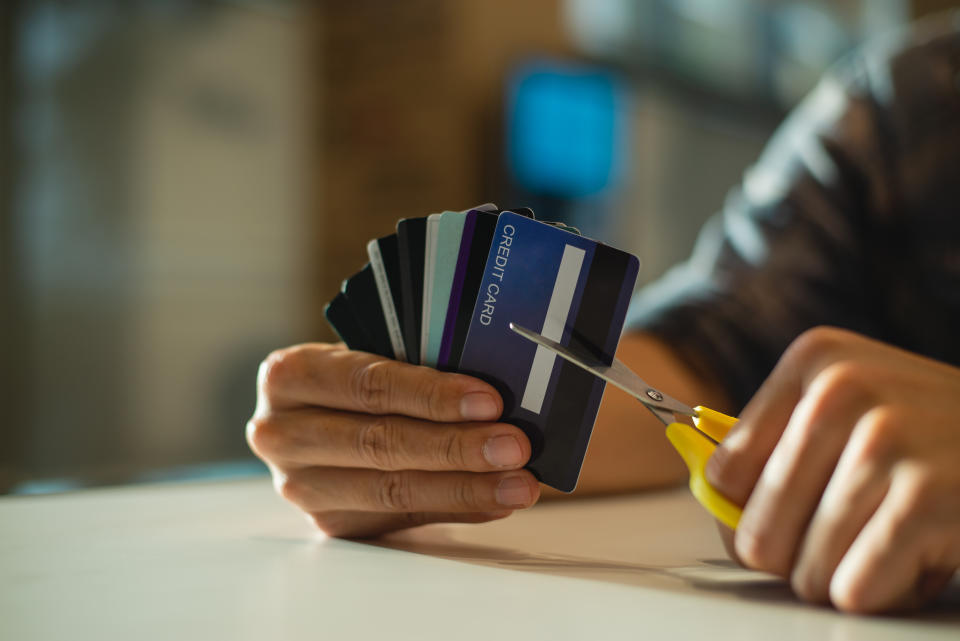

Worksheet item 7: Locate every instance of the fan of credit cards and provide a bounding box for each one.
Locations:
[325,204,639,491]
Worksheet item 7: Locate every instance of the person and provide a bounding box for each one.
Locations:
[247,15,960,614]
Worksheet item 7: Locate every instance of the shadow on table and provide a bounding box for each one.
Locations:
[373,531,791,600]
[369,531,960,623]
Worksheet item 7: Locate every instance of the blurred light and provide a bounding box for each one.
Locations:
[507,61,626,198]
[562,0,910,107]
[563,0,638,59]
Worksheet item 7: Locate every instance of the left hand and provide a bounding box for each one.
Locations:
[705,326,960,613]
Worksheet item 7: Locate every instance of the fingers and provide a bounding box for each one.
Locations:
[258,343,502,422]
[247,409,531,472]
[732,363,877,576]
[707,327,869,506]
[702,327,960,613]
[789,410,892,603]
[704,344,802,506]
[827,458,960,613]
[275,467,541,515]
[828,476,926,613]
[308,509,513,539]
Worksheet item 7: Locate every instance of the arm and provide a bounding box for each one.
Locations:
[606,18,960,612]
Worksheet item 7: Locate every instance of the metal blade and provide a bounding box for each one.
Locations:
[508,322,697,424]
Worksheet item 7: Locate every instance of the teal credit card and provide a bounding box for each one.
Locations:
[424,211,466,368]
[419,213,443,365]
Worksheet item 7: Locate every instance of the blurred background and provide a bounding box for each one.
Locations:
[0,0,954,494]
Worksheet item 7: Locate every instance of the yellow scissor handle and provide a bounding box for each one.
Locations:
[664,406,742,530]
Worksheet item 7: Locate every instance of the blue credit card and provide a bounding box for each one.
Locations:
[458,212,639,492]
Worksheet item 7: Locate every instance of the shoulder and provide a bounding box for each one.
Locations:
[846,12,960,130]
[749,13,960,222]
[844,12,960,219]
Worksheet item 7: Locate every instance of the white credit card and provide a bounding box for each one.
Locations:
[366,237,407,361]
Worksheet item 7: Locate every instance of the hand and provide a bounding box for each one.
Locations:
[706,327,960,612]
[247,343,540,538]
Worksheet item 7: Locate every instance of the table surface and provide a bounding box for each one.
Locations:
[1,478,958,640]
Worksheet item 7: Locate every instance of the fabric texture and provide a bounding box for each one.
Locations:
[627,13,960,411]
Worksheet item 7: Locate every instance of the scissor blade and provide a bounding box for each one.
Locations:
[508,322,697,421]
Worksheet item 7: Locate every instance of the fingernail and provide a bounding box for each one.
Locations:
[483,435,524,468]
[460,392,499,421]
[496,476,532,507]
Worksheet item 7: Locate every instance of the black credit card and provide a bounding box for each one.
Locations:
[324,291,377,353]
[396,217,427,364]
[342,264,394,358]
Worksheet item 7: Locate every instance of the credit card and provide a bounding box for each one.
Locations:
[424,210,466,368]
[324,290,377,354]
[367,234,407,361]
[438,207,544,370]
[439,209,500,370]
[419,213,444,366]
[396,217,427,364]
[458,212,639,491]
[471,202,500,214]
[342,263,395,358]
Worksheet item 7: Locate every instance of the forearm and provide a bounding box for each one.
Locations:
[547,330,733,497]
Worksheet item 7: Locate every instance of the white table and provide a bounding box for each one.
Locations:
[1,478,957,640]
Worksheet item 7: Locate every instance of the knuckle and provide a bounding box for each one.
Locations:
[797,362,875,435]
[310,512,354,538]
[790,566,828,604]
[734,527,780,574]
[828,584,858,612]
[855,406,906,463]
[829,575,873,613]
[308,512,336,534]
[258,347,303,398]
[786,326,848,368]
[351,360,394,414]
[375,471,414,511]
[245,416,281,459]
[451,478,479,510]
[705,443,743,493]
[438,430,467,469]
[356,416,401,470]
[274,473,306,507]
[415,374,448,419]
[895,472,939,523]
[813,361,870,400]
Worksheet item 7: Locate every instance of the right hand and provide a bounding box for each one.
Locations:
[247,343,540,538]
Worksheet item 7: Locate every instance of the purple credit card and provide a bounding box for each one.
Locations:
[438,210,499,370]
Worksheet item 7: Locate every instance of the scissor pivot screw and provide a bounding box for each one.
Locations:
[645,389,664,402]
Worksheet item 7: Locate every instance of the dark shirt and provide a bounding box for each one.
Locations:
[627,13,960,411]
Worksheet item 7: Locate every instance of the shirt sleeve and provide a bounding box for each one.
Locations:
[626,48,896,411]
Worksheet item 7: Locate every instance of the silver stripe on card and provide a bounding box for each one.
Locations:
[520,244,586,414]
[366,239,407,361]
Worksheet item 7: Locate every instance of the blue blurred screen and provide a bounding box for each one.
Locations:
[507,62,625,198]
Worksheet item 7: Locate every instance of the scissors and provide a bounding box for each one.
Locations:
[509,322,742,529]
